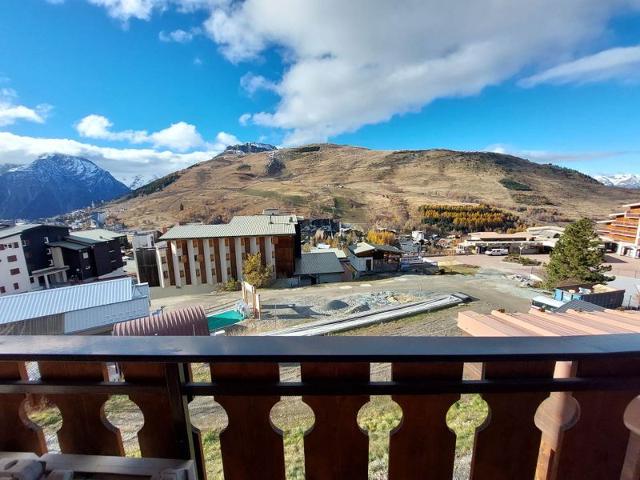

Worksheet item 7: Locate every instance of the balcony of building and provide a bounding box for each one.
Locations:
[1,334,639,480]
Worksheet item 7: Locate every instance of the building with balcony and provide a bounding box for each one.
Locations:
[599,201,640,258]
[157,215,301,288]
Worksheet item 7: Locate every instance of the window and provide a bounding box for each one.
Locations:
[7,255,17,262]
[0,244,4,251]
[10,268,20,275]
[13,242,18,248]
[13,283,19,290]
[82,252,89,259]
[0,286,5,294]
[30,277,34,284]
[43,237,49,243]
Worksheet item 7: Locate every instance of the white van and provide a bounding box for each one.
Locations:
[485,248,509,256]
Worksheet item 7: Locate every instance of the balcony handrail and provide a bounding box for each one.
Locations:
[1,333,639,363]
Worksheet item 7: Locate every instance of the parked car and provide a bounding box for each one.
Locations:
[485,248,509,256]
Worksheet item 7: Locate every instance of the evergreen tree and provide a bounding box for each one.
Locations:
[544,218,612,288]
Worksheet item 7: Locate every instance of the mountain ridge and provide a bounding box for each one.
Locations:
[0,154,130,219]
[595,173,640,189]
[105,144,638,229]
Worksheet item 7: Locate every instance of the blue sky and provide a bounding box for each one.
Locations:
[1,1,639,183]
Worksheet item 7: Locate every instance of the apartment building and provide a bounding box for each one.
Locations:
[157,215,301,288]
[0,224,127,296]
[598,201,640,258]
[0,227,32,295]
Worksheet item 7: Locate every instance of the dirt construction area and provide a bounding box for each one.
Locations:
[150,263,541,337]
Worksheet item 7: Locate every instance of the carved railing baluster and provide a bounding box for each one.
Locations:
[122,362,202,472]
[552,358,640,479]
[0,361,46,454]
[38,361,124,455]
[470,360,555,480]
[389,362,463,479]
[211,362,285,480]
[301,362,370,480]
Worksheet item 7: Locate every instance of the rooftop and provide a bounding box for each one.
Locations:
[458,308,640,336]
[70,228,125,242]
[349,242,403,255]
[0,277,148,325]
[0,223,42,240]
[160,215,298,240]
[295,251,344,275]
[309,246,347,259]
[47,240,90,251]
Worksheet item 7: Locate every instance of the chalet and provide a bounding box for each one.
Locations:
[157,214,301,288]
[598,201,640,258]
[294,251,345,285]
[348,242,403,274]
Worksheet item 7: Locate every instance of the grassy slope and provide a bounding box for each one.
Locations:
[106,144,636,229]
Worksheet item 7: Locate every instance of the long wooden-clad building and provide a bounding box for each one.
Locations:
[156,214,301,288]
[598,201,640,258]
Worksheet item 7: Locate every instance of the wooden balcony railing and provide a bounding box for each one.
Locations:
[1,334,640,480]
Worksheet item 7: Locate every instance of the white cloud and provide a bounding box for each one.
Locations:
[149,122,206,150]
[238,113,251,126]
[486,144,640,163]
[201,0,640,145]
[87,0,162,22]
[240,72,276,96]
[0,130,240,182]
[520,45,640,87]
[75,114,216,151]
[0,88,51,127]
[159,27,201,43]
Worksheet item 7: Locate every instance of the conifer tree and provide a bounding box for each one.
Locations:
[544,218,612,288]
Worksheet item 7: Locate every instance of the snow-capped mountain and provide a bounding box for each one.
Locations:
[595,173,640,189]
[0,154,130,219]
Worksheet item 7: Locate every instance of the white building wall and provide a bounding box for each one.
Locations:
[0,233,31,296]
[64,298,150,334]
[347,253,372,272]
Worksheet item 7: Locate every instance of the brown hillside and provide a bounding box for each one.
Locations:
[107,144,637,229]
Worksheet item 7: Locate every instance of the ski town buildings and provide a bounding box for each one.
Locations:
[156,215,301,288]
[0,224,126,296]
[599,201,640,258]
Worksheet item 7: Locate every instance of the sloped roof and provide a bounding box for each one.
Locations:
[349,242,403,255]
[70,229,125,242]
[310,247,347,259]
[295,252,344,275]
[458,308,640,337]
[160,215,298,240]
[47,240,89,251]
[0,224,42,240]
[0,278,145,325]
[112,305,208,336]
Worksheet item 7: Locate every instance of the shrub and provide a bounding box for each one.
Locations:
[503,254,541,266]
[242,253,273,288]
[218,278,240,291]
[499,178,532,191]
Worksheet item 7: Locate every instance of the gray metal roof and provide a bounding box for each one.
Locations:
[310,247,347,259]
[48,240,89,251]
[160,215,297,240]
[71,229,126,242]
[0,278,147,325]
[349,242,403,255]
[0,224,42,240]
[295,252,344,275]
[555,299,606,313]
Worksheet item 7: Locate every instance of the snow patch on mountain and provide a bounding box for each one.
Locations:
[595,173,640,189]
